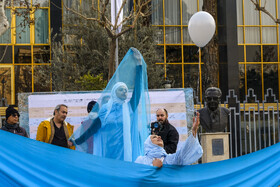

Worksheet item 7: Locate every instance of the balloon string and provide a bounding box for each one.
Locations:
[197,48,200,102]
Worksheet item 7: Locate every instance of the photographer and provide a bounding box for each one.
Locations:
[136,113,202,167]
[151,108,179,154]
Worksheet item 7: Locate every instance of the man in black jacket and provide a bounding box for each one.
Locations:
[151,108,179,154]
[1,106,28,137]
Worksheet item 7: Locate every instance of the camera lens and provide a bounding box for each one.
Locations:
[154,122,158,128]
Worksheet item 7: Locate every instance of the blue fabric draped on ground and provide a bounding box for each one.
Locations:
[0,131,280,186]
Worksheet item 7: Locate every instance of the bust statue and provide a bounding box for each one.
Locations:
[198,87,230,132]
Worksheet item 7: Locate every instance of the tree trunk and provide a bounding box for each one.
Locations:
[0,0,10,36]
[202,0,219,90]
[108,37,117,80]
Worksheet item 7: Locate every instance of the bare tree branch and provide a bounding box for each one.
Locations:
[0,45,8,62]
[60,0,153,79]
[91,0,95,10]
[24,0,30,9]
[116,1,152,37]
[250,0,280,24]
[62,0,115,38]
[114,0,127,30]
[62,1,100,22]
[0,0,9,36]
[118,11,133,27]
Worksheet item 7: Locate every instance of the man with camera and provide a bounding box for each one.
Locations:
[151,108,179,154]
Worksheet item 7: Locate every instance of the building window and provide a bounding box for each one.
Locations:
[152,0,203,96]
[0,9,11,44]
[0,67,12,106]
[15,65,32,94]
[0,0,51,105]
[14,46,31,64]
[35,9,49,44]
[0,46,12,63]
[34,0,49,7]
[33,46,50,63]
[237,0,280,100]
[16,9,31,44]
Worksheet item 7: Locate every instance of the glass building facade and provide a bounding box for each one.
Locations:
[236,0,280,101]
[152,0,280,102]
[0,0,51,105]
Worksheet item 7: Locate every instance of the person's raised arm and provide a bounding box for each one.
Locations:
[192,112,200,137]
[164,113,203,165]
[129,48,143,112]
[70,117,101,145]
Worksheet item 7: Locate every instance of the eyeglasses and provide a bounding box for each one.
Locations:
[12,114,20,117]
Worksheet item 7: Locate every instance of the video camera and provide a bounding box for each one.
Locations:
[151,121,163,135]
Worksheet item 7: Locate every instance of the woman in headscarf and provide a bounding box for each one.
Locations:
[70,48,150,162]
[135,113,202,167]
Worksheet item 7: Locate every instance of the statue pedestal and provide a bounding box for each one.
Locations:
[200,132,230,163]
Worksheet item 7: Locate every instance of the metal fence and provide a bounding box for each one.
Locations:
[194,88,280,158]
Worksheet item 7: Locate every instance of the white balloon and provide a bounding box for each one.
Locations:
[188,11,216,47]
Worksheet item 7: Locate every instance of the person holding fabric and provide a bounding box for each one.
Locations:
[1,106,28,137]
[135,113,202,167]
[36,104,75,150]
[75,101,100,154]
[70,48,150,162]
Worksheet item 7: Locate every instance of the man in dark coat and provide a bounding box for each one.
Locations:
[1,106,28,137]
[151,108,179,154]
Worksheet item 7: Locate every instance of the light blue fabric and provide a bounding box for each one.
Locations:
[1,130,280,186]
[70,48,150,162]
[97,82,132,161]
[143,135,168,159]
[164,133,202,165]
[135,134,203,166]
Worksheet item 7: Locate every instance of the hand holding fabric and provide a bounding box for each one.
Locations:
[152,159,163,168]
[68,140,73,147]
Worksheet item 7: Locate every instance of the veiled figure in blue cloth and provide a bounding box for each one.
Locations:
[70,48,150,162]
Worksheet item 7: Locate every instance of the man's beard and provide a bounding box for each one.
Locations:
[159,119,167,125]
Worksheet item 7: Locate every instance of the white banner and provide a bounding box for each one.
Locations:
[28,90,190,148]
